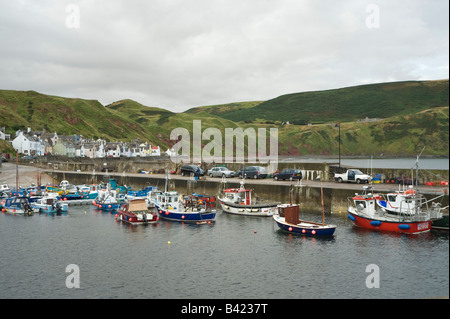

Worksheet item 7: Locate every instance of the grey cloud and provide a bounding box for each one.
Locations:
[0,0,448,112]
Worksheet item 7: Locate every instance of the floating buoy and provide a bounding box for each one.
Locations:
[311,230,316,235]
[398,224,411,230]
[288,227,293,232]
[182,215,185,219]
[302,229,306,234]
[165,211,169,215]
[168,241,171,245]
[254,230,257,233]
[347,214,356,222]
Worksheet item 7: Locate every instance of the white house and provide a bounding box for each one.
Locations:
[96,140,106,158]
[151,146,161,156]
[105,143,121,157]
[12,131,45,156]
[0,127,10,140]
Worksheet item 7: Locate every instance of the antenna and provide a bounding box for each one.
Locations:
[412,147,425,187]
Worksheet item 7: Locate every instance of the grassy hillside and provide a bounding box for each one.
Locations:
[196,80,449,124]
[277,107,449,156]
[185,101,264,117]
[0,90,154,142]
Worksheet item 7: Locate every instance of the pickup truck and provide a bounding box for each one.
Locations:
[334,169,372,184]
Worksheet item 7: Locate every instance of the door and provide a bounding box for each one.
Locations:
[348,170,355,181]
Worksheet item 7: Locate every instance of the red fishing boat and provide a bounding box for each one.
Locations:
[115,198,158,225]
[347,186,443,234]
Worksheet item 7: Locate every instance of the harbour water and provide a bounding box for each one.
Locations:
[0,205,448,299]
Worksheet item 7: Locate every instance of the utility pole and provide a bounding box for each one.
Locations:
[335,121,341,168]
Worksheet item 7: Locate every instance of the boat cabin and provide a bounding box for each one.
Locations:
[350,186,382,218]
[377,187,422,215]
[223,187,253,205]
[0,183,11,193]
[155,191,180,211]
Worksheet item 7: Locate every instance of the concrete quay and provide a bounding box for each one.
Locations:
[44,169,449,215]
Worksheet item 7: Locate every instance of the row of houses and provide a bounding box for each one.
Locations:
[3,128,162,158]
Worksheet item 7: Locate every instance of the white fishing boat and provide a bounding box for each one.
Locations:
[218,181,278,217]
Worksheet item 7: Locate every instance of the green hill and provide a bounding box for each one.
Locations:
[0,90,155,142]
[191,80,449,124]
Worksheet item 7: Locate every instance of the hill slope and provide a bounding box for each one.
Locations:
[0,90,154,142]
[190,80,449,124]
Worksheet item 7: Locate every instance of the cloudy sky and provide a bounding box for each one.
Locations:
[0,0,448,112]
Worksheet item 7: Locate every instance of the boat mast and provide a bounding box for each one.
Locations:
[15,151,19,192]
[321,183,325,226]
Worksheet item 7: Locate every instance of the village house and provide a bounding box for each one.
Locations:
[151,145,161,156]
[105,142,121,158]
[11,130,45,156]
[53,139,76,157]
[0,127,11,140]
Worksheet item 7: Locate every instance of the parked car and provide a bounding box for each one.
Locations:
[1,156,7,162]
[180,165,204,177]
[236,166,268,179]
[21,156,36,160]
[334,169,371,184]
[207,167,235,178]
[273,169,302,181]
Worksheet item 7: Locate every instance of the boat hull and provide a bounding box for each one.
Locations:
[348,211,431,234]
[219,200,276,217]
[432,214,449,230]
[273,216,336,236]
[116,211,158,225]
[157,208,216,222]
[93,200,122,211]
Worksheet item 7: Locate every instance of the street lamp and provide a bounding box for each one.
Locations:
[335,121,341,168]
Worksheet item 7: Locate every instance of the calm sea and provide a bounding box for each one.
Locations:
[0,205,448,300]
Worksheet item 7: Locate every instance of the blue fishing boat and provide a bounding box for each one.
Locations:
[154,191,216,223]
[273,204,336,236]
[32,195,68,214]
[1,196,34,215]
[273,186,336,236]
[93,188,124,211]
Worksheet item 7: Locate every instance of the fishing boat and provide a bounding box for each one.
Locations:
[127,185,159,198]
[45,185,67,196]
[218,181,278,217]
[0,182,11,194]
[1,196,34,215]
[32,194,68,214]
[273,204,336,236]
[376,186,422,215]
[273,185,336,236]
[154,191,216,223]
[93,188,123,211]
[115,198,158,225]
[432,209,449,231]
[347,186,443,234]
